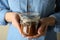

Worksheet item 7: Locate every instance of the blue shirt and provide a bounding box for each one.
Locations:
[56,0,60,11]
[0,0,60,40]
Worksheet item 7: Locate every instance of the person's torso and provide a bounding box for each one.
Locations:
[6,0,57,40]
[8,0,55,18]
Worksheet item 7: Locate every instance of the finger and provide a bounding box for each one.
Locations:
[11,15,27,37]
[38,24,45,34]
[12,18,20,28]
[25,33,42,38]
[42,24,48,35]
[12,18,22,34]
[38,24,48,35]
[44,24,48,33]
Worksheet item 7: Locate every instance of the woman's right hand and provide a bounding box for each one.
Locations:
[5,12,25,36]
[5,12,20,28]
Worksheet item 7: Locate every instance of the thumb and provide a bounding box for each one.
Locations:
[12,17,20,29]
[12,18,23,35]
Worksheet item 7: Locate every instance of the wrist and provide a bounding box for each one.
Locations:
[48,17,56,26]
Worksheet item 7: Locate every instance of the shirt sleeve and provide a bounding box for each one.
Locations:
[0,0,11,25]
[49,12,60,25]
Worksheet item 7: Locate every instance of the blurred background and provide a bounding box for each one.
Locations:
[0,25,60,40]
[0,25,8,40]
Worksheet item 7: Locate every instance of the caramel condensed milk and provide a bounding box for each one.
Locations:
[19,13,40,36]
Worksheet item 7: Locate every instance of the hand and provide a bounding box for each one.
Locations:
[24,17,56,38]
[38,17,56,35]
[40,17,56,26]
[5,12,23,35]
[5,12,21,27]
[24,23,48,38]
[5,12,31,37]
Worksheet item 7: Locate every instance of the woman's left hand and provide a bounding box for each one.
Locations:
[24,17,56,38]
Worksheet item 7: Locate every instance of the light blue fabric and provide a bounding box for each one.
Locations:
[0,0,59,40]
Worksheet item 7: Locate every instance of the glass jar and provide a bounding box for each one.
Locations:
[19,13,40,36]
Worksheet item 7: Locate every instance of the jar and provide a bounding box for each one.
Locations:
[19,13,40,36]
